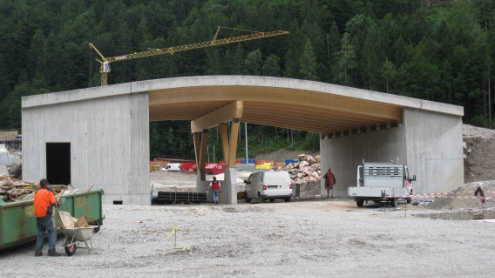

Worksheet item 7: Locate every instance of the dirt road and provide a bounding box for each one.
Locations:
[1,200,494,277]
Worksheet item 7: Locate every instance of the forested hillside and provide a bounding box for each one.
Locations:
[0,0,494,159]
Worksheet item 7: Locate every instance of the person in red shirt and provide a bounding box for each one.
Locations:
[33,179,61,257]
[208,177,221,205]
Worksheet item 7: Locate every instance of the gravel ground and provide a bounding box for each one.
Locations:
[1,200,495,277]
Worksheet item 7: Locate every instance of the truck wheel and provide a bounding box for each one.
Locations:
[390,198,397,207]
[356,199,364,207]
[245,197,251,204]
[269,198,275,202]
[284,197,291,202]
[407,198,412,204]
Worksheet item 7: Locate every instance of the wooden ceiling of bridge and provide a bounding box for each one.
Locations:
[149,86,403,134]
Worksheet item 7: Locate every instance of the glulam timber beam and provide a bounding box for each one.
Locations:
[191,101,243,133]
[198,130,208,172]
[193,132,201,165]
[219,123,230,164]
[227,119,240,168]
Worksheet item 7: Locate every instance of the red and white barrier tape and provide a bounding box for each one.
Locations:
[386,195,493,200]
[407,191,495,196]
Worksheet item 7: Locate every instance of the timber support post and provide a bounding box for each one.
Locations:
[191,101,243,204]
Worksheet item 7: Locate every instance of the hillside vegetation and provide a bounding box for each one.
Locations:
[1,0,494,159]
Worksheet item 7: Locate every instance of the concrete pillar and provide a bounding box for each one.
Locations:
[196,172,208,192]
[221,168,238,205]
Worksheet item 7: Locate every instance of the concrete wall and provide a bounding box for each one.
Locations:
[320,109,463,197]
[403,108,464,194]
[320,126,407,197]
[22,93,150,205]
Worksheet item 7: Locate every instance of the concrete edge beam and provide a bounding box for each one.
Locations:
[21,75,464,117]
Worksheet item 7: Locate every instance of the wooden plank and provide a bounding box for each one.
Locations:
[227,120,240,168]
[242,111,352,130]
[191,101,243,133]
[243,101,393,124]
[58,211,75,229]
[219,123,229,165]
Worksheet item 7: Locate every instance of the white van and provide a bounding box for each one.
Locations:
[163,163,181,171]
[244,171,293,203]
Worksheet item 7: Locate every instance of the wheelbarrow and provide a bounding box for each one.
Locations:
[61,226,98,256]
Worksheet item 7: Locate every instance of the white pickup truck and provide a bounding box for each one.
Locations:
[348,162,416,207]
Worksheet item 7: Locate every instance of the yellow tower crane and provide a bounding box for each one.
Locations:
[89,26,289,85]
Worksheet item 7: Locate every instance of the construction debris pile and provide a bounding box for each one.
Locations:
[286,154,321,184]
[0,175,37,202]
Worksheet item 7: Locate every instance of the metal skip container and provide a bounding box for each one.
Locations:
[0,190,103,250]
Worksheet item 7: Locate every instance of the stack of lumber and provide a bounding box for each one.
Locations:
[0,175,37,202]
[286,154,321,184]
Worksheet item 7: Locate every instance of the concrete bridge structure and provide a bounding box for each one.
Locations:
[21,76,464,205]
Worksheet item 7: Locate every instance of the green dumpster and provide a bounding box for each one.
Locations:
[0,190,103,251]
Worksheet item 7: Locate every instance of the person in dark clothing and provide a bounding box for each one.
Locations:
[323,168,336,199]
[33,179,61,257]
[474,186,485,204]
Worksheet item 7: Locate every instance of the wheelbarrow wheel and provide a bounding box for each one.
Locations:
[64,238,77,256]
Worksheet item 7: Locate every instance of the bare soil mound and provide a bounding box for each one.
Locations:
[427,180,495,210]
[463,124,495,183]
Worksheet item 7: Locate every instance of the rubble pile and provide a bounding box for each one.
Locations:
[286,154,321,184]
[463,124,495,183]
[0,175,37,202]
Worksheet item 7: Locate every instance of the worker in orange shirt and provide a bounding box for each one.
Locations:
[33,179,61,257]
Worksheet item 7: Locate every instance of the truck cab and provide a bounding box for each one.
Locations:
[348,162,416,207]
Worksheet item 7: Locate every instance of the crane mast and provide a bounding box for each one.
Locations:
[89,27,289,86]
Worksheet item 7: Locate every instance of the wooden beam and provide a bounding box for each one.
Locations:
[198,130,209,172]
[191,101,243,133]
[193,133,201,166]
[227,119,240,168]
[219,123,229,165]
[150,87,402,122]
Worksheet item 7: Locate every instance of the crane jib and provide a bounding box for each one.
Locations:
[105,30,288,63]
[91,28,289,85]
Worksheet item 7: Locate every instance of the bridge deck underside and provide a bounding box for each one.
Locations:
[149,86,403,134]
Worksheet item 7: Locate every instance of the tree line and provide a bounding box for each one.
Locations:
[0,0,494,159]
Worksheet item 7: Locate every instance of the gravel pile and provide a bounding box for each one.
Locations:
[463,124,495,139]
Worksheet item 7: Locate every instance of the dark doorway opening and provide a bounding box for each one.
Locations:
[46,143,71,185]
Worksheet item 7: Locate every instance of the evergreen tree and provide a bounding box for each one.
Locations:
[299,38,318,81]
[244,49,262,75]
[382,58,396,93]
[1,0,495,156]
[334,33,356,85]
[262,54,281,77]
